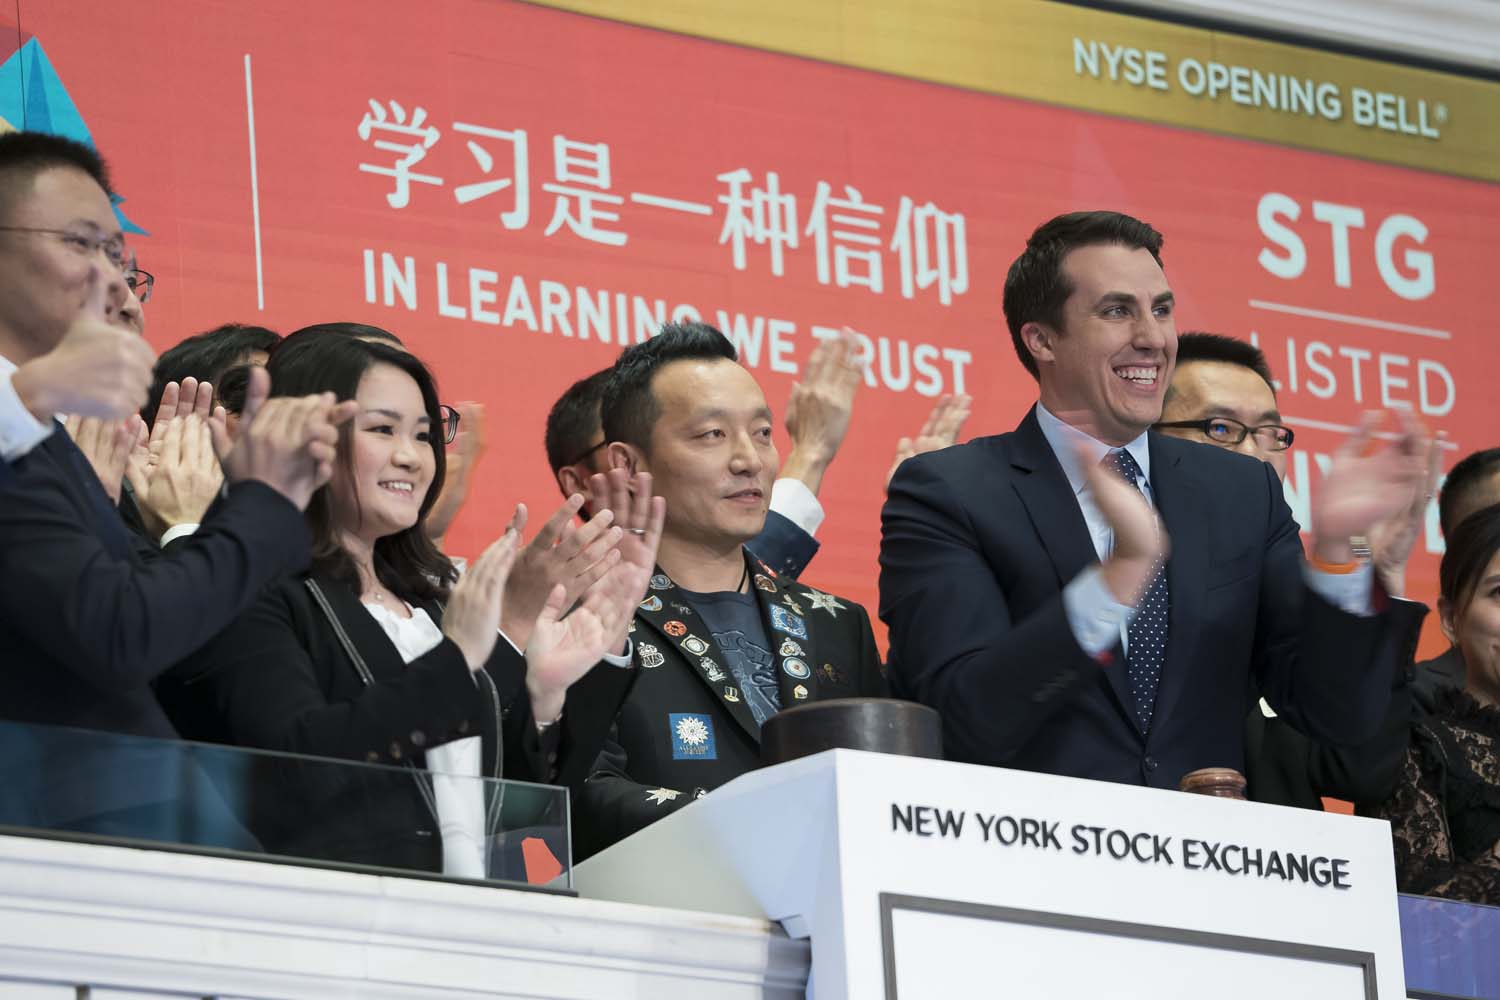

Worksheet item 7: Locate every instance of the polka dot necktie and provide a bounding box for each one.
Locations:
[1101,448,1167,733]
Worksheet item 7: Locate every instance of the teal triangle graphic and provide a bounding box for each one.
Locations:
[0,38,146,234]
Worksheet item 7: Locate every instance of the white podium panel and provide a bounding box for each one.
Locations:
[575,750,1404,999]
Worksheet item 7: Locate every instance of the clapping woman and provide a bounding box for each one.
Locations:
[162,330,661,876]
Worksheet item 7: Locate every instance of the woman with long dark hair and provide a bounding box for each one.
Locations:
[163,327,661,876]
[1373,503,1500,903]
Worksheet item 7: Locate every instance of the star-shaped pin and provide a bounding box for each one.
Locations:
[805,589,846,617]
[645,787,682,806]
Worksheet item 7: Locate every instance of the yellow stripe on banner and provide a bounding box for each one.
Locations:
[533,0,1500,183]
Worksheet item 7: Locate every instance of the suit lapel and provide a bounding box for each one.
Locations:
[634,566,763,742]
[1144,434,1208,735]
[308,574,412,684]
[1010,409,1135,719]
[747,557,825,710]
[44,428,132,554]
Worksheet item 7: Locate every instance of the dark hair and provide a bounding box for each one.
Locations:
[145,323,281,426]
[287,321,405,347]
[0,132,111,223]
[1440,504,1500,618]
[267,327,455,602]
[601,322,738,450]
[1002,211,1165,379]
[1440,449,1500,537]
[215,364,253,417]
[1171,332,1276,394]
[545,368,611,475]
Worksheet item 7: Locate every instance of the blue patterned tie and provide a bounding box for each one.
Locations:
[1101,448,1167,733]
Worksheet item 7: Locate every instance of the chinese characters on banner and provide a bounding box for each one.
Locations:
[356,99,968,305]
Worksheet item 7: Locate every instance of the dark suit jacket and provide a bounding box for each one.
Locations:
[879,407,1405,790]
[575,553,887,859]
[747,509,819,580]
[0,426,311,740]
[155,573,636,874]
[1245,599,1429,810]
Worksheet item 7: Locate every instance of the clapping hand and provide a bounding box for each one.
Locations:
[781,329,865,495]
[442,526,521,671]
[887,392,973,487]
[528,473,664,726]
[65,413,145,504]
[1367,430,1445,596]
[1310,411,1430,565]
[499,494,625,650]
[1080,443,1170,606]
[210,366,358,511]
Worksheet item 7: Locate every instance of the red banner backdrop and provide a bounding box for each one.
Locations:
[17,1,1497,651]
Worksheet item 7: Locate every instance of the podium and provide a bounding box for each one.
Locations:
[576,750,1405,999]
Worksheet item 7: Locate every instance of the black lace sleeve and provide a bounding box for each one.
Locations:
[1373,694,1500,906]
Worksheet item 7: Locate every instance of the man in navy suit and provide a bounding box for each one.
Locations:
[0,130,356,746]
[879,210,1429,790]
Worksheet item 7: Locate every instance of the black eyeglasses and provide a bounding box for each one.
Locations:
[566,439,607,468]
[125,268,154,303]
[1155,416,1295,451]
[438,404,460,445]
[0,226,130,271]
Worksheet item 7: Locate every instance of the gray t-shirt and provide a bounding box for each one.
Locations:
[676,587,782,726]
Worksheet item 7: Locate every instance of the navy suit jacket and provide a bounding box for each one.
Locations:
[0,426,312,739]
[746,509,819,580]
[879,407,1405,790]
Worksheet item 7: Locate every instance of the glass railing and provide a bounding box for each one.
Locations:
[0,720,572,891]
[1400,893,1500,1000]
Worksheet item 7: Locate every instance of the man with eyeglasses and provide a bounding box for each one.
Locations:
[1154,333,1293,477]
[1155,331,1433,811]
[0,133,356,837]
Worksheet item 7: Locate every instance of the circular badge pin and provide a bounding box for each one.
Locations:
[682,635,710,656]
[664,620,687,637]
[649,574,673,591]
[782,656,811,679]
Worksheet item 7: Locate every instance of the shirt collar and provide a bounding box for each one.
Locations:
[0,352,15,376]
[1034,401,1151,496]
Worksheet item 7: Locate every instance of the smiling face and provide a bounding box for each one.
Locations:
[0,165,129,361]
[1160,360,1287,479]
[629,357,778,549]
[1026,243,1176,445]
[329,361,436,546]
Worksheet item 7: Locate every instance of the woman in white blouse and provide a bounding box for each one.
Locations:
[160,327,661,877]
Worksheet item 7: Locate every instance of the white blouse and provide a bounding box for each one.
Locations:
[362,601,487,879]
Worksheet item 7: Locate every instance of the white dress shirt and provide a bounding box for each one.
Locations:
[769,477,826,536]
[0,353,53,462]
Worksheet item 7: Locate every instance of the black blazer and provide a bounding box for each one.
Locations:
[1245,599,1429,810]
[156,572,636,874]
[747,509,819,580]
[0,426,310,740]
[879,407,1407,791]
[574,553,887,859]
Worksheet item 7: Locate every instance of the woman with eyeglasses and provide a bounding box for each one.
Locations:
[1368,504,1500,904]
[160,328,660,877]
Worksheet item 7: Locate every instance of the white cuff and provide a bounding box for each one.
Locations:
[0,371,52,462]
[1062,565,1136,657]
[159,523,200,547]
[770,478,826,537]
[602,637,634,668]
[1304,562,1375,617]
